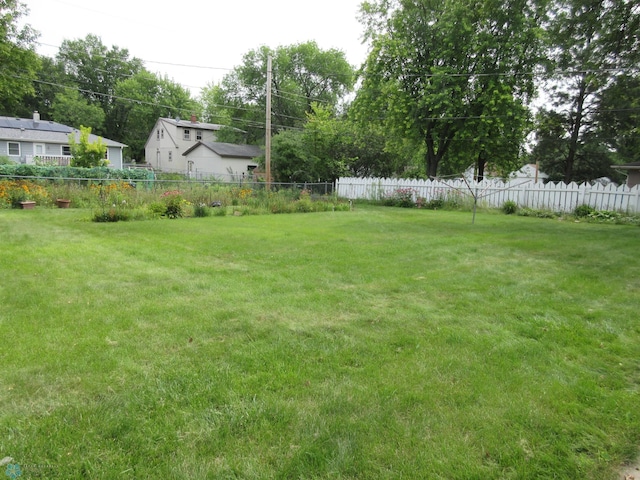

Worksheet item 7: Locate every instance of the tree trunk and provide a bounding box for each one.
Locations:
[476,150,487,181]
[565,76,587,183]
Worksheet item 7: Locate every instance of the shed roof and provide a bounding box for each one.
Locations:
[183,141,262,159]
[161,117,226,131]
[611,161,640,170]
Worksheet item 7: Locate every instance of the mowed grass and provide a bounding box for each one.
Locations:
[0,206,639,479]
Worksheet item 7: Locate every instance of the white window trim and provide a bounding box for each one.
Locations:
[61,145,71,156]
[183,129,191,141]
[7,142,20,156]
[196,130,203,140]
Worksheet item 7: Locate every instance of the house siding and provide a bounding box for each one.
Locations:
[1,115,126,168]
[144,118,225,172]
[186,145,259,179]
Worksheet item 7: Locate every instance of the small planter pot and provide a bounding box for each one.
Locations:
[56,199,71,208]
[19,201,36,210]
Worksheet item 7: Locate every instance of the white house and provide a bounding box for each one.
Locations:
[0,112,126,168]
[144,116,230,173]
[508,163,549,184]
[182,141,262,180]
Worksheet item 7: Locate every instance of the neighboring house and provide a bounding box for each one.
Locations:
[508,163,549,184]
[182,141,263,179]
[0,112,126,168]
[612,161,640,188]
[144,116,231,173]
[462,163,548,183]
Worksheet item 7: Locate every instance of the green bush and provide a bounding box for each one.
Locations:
[92,208,130,222]
[518,208,559,219]
[148,202,167,218]
[502,200,518,215]
[213,206,227,216]
[193,203,210,218]
[382,187,416,207]
[574,204,596,217]
[161,191,185,219]
[424,198,445,210]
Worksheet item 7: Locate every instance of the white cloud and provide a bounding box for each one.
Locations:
[24,0,370,95]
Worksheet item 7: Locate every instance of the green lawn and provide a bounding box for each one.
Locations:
[1,206,639,479]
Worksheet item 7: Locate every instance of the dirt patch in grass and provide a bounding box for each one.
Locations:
[619,453,640,479]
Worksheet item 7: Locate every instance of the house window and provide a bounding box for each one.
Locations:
[183,129,191,141]
[161,129,164,139]
[104,149,109,160]
[157,129,160,140]
[196,130,203,141]
[62,145,71,156]
[168,151,172,161]
[8,142,20,156]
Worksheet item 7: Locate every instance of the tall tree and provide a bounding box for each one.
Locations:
[51,89,106,131]
[355,0,545,178]
[112,71,200,161]
[200,41,355,144]
[56,34,144,138]
[270,104,407,182]
[0,0,40,115]
[536,0,640,182]
[596,73,640,166]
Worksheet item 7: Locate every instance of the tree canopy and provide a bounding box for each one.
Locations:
[200,41,355,144]
[534,0,640,182]
[0,0,40,115]
[354,0,544,179]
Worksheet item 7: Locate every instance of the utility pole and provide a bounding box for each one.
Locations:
[265,54,272,190]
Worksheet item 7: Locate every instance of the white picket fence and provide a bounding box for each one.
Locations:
[335,177,640,214]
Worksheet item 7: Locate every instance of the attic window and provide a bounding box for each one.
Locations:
[161,129,164,139]
[168,151,172,161]
[157,129,160,140]
[183,129,191,141]
[196,130,203,140]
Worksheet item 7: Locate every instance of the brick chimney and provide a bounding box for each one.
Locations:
[190,114,197,123]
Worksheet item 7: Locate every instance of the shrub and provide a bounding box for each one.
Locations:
[382,188,416,208]
[502,200,518,215]
[193,203,210,218]
[161,190,185,219]
[587,210,621,222]
[424,197,445,210]
[213,206,227,217]
[518,208,558,219]
[92,208,130,222]
[148,202,167,218]
[574,204,596,217]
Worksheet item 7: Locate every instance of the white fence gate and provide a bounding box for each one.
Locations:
[335,177,640,214]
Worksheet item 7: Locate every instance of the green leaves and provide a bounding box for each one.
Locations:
[69,126,108,168]
[356,0,542,178]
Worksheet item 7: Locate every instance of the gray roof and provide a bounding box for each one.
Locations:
[612,161,640,170]
[0,116,72,133]
[161,117,226,131]
[183,141,262,159]
[0,115,126,147]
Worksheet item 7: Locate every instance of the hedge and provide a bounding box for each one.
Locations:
[0,165,155,182]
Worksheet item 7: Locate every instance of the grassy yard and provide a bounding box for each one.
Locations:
[0,206,638,479]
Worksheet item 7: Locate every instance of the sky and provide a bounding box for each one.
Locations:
[22,0,371,98]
